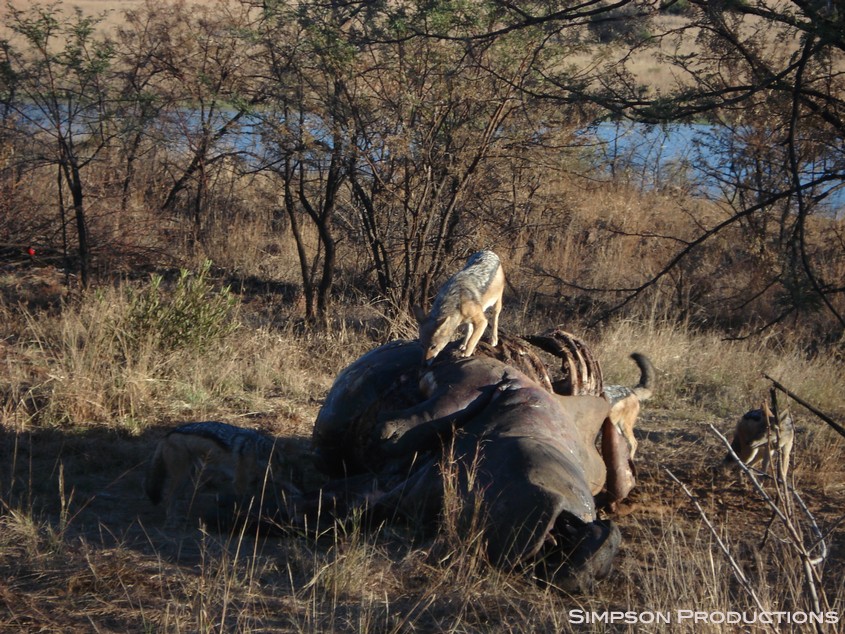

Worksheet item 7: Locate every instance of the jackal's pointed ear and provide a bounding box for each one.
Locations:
[411,304,427,324]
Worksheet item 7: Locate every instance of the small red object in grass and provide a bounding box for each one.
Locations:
[27,246,36,257]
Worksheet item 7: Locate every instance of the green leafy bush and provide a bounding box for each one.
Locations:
[126,260,239,353]
[661,0,694,16]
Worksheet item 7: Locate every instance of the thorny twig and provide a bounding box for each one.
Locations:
[760,392,789,550]
[709,424,830,622]
[664,468,778,634]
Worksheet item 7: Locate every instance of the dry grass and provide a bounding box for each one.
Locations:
[1,258,843,631]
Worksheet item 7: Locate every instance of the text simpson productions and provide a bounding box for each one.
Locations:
[568,609,840,626]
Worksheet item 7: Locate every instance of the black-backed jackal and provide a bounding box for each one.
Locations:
[722,406,795,480]
[144,421,297,526]
[602,353,655,461]
[413,250,505,363]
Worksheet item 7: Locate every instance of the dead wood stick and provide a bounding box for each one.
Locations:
[764,374,845,440]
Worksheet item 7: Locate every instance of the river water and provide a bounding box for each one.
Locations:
[587,121,844,218]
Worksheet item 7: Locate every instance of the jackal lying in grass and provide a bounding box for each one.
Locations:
[144,421,297,527]
[413,250,505,364]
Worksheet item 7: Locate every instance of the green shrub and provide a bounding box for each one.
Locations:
[661,0,694,16]
[126,260,239,353]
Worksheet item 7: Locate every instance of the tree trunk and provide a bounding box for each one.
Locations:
[63,160,90,288]
[283,159,315,320]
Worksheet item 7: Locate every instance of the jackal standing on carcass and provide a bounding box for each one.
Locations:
[144,421,297,527]
[413,250,505,363]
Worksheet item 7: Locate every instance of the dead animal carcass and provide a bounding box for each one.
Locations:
[309,335,631,590]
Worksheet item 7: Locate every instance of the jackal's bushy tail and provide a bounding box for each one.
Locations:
[144,442,167,505]
[630,353,655,401]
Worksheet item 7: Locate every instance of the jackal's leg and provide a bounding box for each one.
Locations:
[610,398,639,461]
[760,446,772,475]
[460,322,474,352]
[743,444,763,470]
[490,295,502,347]
[461,313,488,357]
